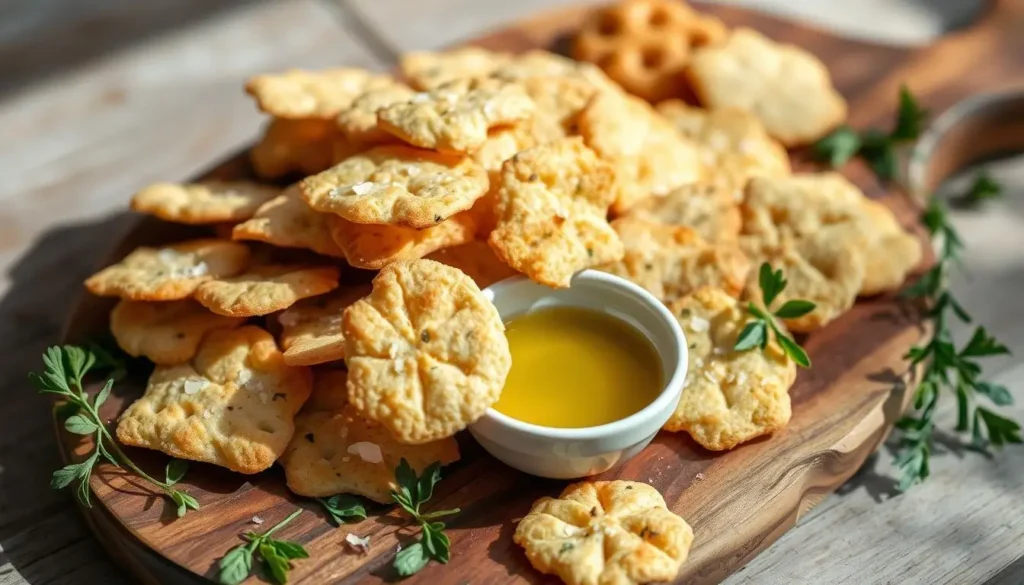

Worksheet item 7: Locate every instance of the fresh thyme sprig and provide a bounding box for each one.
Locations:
[814,85,929,182]
[30,345,200,517]
[952,170,1002,208]
[218,509,309,585]
[390,459,460,577]
[734,263,816,367]
[894,199,1018,490]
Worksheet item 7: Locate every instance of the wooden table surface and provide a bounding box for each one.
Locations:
[1,1,1021,584]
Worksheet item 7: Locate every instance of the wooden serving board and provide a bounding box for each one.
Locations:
[54,1,1024,584]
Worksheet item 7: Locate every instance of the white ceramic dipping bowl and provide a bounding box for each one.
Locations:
[468,270,688,479]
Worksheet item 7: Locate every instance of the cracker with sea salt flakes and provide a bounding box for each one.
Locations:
[110,299,244,366]
[231,185,346,258]
[343,260,511,444]
[130,181,280,225]
[280,369,459,502]
[336,82,416,143]
[514,480,694,585]
[194,263,341,318]
[328,210,477,270]
[300,144,489,229]
[278,285,372,366]
[377,77,535,154]
[488,138,622,288]
[662,286,795,450]
[84,239,250,301]
[116,326,313,474]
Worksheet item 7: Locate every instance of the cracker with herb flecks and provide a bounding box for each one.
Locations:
[110,299,244,366]
[130,181,280,225]
[300,144,489,229]
[624,182,741,245]
[514,480,693,585]
[488,138,622,288]
[662,286,795,450]
[231,185,346,258]
[377,78,535,154]
[601,216,750,304]
[686,28,847,146]
[84,239,250,301]
[401,47,514,90]
[328,211,476,270]
[278,285,372,366]
[280,369,459,502]
[116,326,313,474]
[193,264,340,318]
[336,82,416,144]
[343,260,511,444]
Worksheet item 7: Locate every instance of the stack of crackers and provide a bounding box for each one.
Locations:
[80,1,924,582]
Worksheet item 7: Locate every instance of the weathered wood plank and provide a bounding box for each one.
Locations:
[0,2,383,584]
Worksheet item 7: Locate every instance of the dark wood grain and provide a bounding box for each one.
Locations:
[51,2,1024,584]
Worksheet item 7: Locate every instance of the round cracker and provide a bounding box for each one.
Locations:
[194,264,341,317]
[110,300,244,365]
[130,181,280,225]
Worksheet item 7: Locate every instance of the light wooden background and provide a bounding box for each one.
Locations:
[1,1,1021,584]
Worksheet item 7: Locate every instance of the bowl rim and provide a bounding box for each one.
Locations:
[476,270,688,442]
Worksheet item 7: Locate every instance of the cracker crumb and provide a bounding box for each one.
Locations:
[345,533,371,554]
[347,441,384,464]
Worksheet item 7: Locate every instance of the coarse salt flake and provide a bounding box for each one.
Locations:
[345,533,370,554]
[236,368,252,386]
[688,316,709,332]
[347,441,383,464]
[183,379,208,395]
[350,182,375,196]
[411,92,430,103]
[252,515,264,525]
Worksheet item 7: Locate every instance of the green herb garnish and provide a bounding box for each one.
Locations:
[814,85,929,183]
[952,170,1002,208]
[733,263,816,368]
[894,199,1017,490]
[390,459,459,577]
[317,494,367,525]
[31,345,199,517]
[218,509,309,585]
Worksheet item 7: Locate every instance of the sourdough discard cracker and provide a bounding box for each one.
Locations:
[116,326,313,474]
[656,101,790,194]
[686,28,846,146]
[328,211,477,270]
[488,139,622,288]
[194,264,340,317]
[231,185,346,258]
[278,285,371,366]
[602,217,750,303]
[520,76,598,144]
[514,481,694,585]
[625,182,741,245]
[250,118,342,180]
[336,82,416,143]
[245,68,394,120]
[110,300,244,365]
[84,239,250,301]
[662,287,795,450]
[343,260,511,444]
[377,78,535,154]
[426,240,518,288]
[300,145,489,228]
[400,47,514,90]
[130,181,280,225]
[280,370,459,502]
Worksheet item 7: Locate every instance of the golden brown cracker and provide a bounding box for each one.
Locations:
[193,264,340,318]
[686,28,847,146]
[231,185,346,258]
[514,480,694,585]
[250,118,343,179]
[110,300,244,365]
[488,138,622,288]
[662,286,795,449]
[280,369,459,502]
[400,47,513,90]
[84,239,250,301]
[278,285,372,366]
[336,82,416,143]
[377,78,535,154]
[426,240,518,288]
[343,259,511,444]
[245,68,393,120]
[300,144,489,229]
[130,181,279,225]
[116,326,313,474]
[328,211,477,270]
[625,182,741,245]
